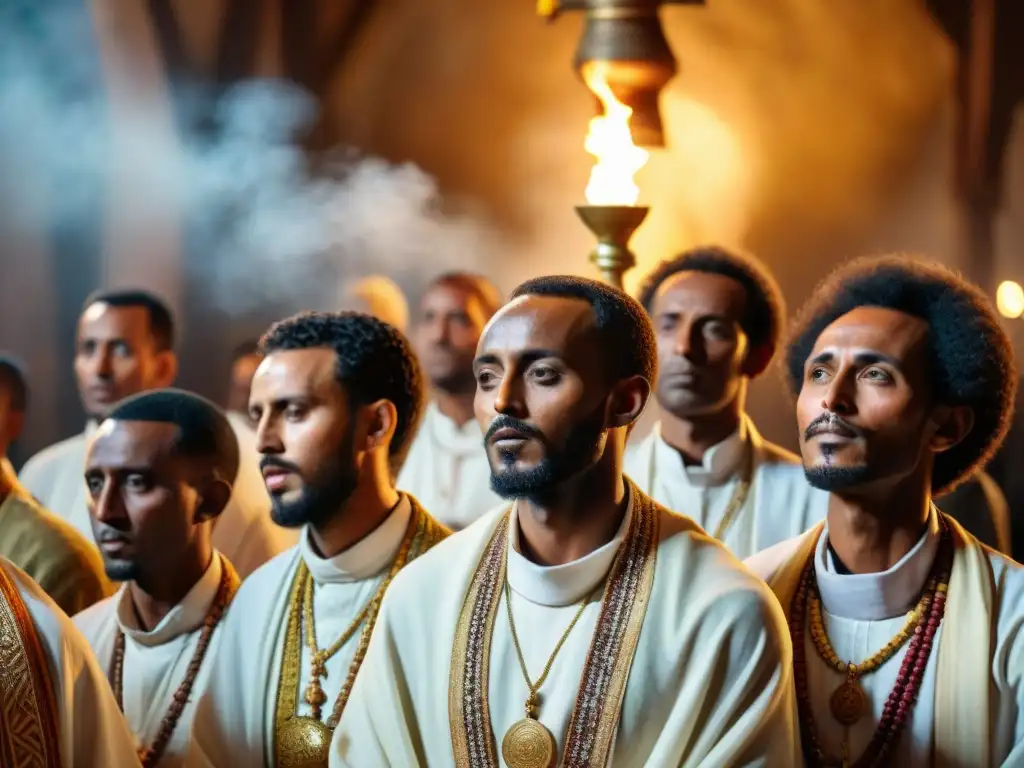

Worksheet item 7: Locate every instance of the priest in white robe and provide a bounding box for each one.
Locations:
[20,289,295,577]
[73,390,244,768]
[626,247,828,558]
[188,311,449,768]
[332,276,799,767]
[745,256,1024,766]
[0,556,141,767]
[399,272,505,528]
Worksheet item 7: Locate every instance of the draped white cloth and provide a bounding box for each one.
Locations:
[330,493,801,767]
[625,415,828,558]
[1,557,141,767]
[397,401,501,529]
[186,497,413,767]
[745,508,1024,765]
[73,553,228,768]
[19,422,296,578]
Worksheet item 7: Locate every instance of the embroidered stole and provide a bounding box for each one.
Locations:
[449,480,659,768]
[0,564,62,768]
[273,498,449,761]
[766,512,995,766]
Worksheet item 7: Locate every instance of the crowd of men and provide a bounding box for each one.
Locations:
[0,248,1021,767]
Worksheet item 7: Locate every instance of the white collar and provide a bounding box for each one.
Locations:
[300,494,412,585]
[506,491,632,608]
[815,506,941,621]
[423,401,484,456]
[116,553,223,647]
[653,414,749,487]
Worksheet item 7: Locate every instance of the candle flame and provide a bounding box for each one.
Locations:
[583,63,650,206]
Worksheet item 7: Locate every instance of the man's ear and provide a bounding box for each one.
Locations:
[359,399,398,452]
[154,351,179,388]
[927,405,974,453]
[607,375,650,429]
[740,342,775,379]
[194,477,232,524]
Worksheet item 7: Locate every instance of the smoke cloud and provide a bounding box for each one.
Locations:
[0,6,504,315]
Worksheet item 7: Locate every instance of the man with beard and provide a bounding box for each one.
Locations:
[745,256,1024,765]
[331,276,798,767]
[20,289,293,577]
[74,389,241,768]
[398,272,504,528]
[625,247,827,558]
[187,311,449,768]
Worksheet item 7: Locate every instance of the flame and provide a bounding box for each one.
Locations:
[583,63,650,206]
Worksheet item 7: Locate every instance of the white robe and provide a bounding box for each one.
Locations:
[19,422,297,578]
[397,401,502,530]
[187,496,414,767]
[625,415,828,559]
[73,552,229,768]
[330,493,801,767]
[745,509,1024,765]
[1,557,141,767]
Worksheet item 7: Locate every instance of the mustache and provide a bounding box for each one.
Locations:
[804,413,864,441]
[93,524,131,544]
[661,360,697,376]
[484,415,546,444]
[259,456,302,474]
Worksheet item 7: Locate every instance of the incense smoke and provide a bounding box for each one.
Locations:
[0,6,502,314]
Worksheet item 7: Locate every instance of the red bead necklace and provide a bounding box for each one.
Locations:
[790,521,953,767]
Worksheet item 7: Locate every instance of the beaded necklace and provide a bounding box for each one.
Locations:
[112,555,240,768]
[790,521,953,767]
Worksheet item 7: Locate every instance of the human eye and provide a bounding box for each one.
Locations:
[529,366,561,386]
[862,367,893,384]
[476,369,498,390]
[807,366,830,384]
[285,403,308,421]
[124,473,152,492]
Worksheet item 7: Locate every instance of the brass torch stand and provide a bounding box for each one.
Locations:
[575,205,650,290]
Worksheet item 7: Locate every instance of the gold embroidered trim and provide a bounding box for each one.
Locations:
[450,479,659,768]
[449,513,509,767]
[0,564,62,768]
[272,499,448,762]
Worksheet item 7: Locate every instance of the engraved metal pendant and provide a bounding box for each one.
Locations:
[501,717,556,768]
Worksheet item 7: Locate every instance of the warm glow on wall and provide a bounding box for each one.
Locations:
[997,280,1024,319]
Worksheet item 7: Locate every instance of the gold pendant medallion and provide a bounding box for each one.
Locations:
[830,678,869,726]
[501,717,556,768]
[276,715,332,768]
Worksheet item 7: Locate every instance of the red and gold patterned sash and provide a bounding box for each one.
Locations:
[449,480,659,768]
[0,564,62,768]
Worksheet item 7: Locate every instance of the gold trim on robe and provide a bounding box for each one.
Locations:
[273,497,449,765]
[0,563,62,768]
[450,478,659,768]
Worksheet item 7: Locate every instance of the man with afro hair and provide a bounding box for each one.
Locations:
[626,246,828,558]
[746,255,1024,766]
[188,311,449,767]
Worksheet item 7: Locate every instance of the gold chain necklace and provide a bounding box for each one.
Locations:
[274,508,422,768]
[501,577,596,768]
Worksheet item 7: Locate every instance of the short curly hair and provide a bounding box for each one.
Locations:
[510,275,658,387]
[786,255,1017,494]
[104,388,240,485]
[636,246,785,354]
[259,311,425,474]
